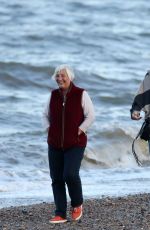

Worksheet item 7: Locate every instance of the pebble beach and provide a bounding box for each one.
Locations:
[1,193,150,230]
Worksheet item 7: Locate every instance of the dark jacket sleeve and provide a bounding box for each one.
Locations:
[130,94,144,114]
[130,81,144,114]
[130,71,150,116]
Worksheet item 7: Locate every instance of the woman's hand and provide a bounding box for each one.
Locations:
[131,111,142,120]
[78,128,83,135]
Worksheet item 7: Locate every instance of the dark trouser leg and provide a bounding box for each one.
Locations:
[63,147,85,207]
[48,145,67,218]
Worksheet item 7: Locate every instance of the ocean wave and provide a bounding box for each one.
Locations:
[83,139,149,169]
[0,129,44,137]
[0,61,135,84]
[0,94,28,103]
[0,61,54,89]
[82,125,150,168]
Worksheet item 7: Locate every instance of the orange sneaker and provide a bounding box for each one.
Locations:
[71,205,83,221]
[49,216,67,224]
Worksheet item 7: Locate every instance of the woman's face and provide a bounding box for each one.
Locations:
[55,69,71,90]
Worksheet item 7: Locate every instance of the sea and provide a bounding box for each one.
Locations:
[1,0,150,208]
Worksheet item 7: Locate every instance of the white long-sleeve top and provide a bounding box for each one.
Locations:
[43,90,95,133]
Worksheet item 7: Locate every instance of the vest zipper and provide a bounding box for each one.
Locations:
[61,95,66,149]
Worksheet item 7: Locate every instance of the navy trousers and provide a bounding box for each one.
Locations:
[48,145,85,218]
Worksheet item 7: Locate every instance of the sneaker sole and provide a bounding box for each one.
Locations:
[49,219,67,224]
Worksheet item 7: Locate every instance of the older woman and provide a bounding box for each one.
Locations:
[43,65,94,223]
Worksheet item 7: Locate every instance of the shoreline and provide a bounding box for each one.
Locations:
[1,193,150,230]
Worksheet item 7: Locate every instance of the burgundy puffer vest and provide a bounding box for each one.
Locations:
[47,83,87,149]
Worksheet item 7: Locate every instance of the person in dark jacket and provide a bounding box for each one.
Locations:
[43,65,94,223]
[131,71,150,157]
[131,71,150,120]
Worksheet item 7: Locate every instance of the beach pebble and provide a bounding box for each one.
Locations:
[22,208,28,214]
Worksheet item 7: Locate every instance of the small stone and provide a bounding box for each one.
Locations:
[22,208,28,214]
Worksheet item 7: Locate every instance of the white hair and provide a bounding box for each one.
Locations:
[51,64,75,81]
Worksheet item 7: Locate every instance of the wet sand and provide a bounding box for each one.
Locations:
[0,193,150,230]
